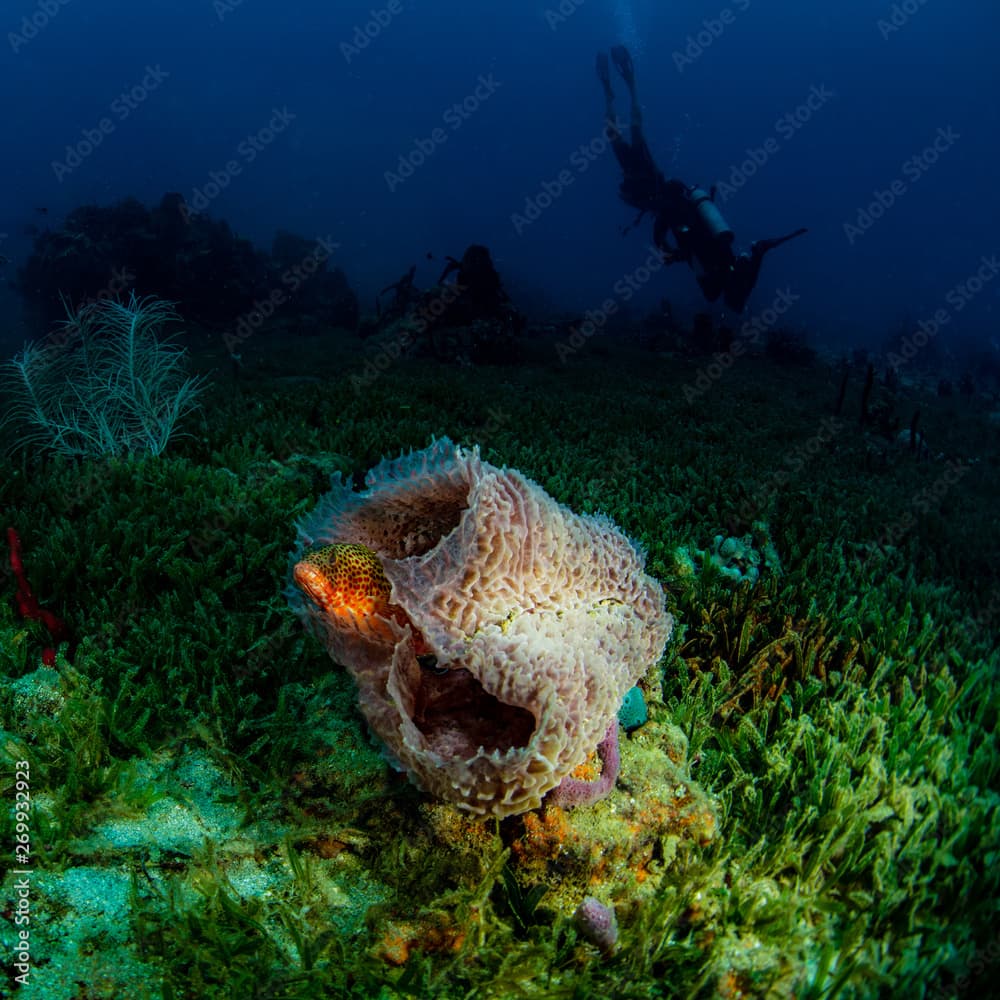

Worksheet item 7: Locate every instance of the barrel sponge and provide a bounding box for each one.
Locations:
[287,438,672,817]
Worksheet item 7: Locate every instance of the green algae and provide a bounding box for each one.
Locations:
[1,330,998,998]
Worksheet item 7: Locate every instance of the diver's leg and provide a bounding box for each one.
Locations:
[597,50,632,171]
[596,53,619,136]
[611,45,641,131]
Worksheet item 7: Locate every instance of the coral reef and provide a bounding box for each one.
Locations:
[360,244,525,364]
[1,335,998,998]
[14,194,358,334]
[288,437,672,817]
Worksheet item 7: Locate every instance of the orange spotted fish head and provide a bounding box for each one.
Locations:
[294,542,391,617]
[293,542,429,655]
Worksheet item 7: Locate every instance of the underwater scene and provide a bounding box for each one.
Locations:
[1,1,998,997]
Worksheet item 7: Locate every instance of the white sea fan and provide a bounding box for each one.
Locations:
[1,292,205,458]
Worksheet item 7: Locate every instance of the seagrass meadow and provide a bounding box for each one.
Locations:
[1,327,998,999]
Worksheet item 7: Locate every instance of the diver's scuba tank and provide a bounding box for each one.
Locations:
[688,186,734,246]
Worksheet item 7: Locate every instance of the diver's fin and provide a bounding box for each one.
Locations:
[611,45,635,89]
[750,229,809,257]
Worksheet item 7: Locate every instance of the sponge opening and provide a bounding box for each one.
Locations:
[411,665,535,760]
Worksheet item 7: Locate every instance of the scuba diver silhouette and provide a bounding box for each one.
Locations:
[596,44,807,313]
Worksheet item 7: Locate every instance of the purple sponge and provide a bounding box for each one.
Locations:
[574,896,619,956]
[548,721,620,808]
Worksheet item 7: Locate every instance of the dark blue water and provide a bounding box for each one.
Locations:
[2,0,997,352]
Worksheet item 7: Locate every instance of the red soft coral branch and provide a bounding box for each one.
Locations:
[6,526,69,665]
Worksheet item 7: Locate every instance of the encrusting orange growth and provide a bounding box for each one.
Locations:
[567,750,601,783]
[293,543,428,654]
[513,806,578,864]
[376,916,466,966]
